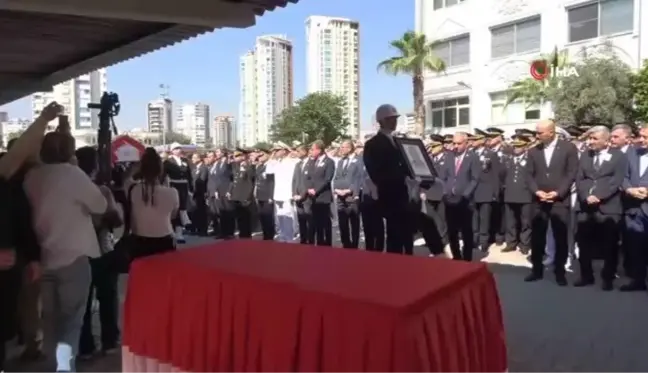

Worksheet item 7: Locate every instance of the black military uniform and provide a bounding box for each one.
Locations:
[163,145,194,242]
[207,150,234,238]
[419,135,448,255]
[471,129,502,252]
[292,156,313,244]
[502,136,533,254]
[254,149,275,240]
[191,161,209,236]
[229,148,256,238]
[485,127,507,245]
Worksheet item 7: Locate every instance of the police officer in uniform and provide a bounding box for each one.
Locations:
[502,136,533,254]
[485,127,507,246]
[254,147,275,240]
[164,142,193,243]
[419,134,448,255]
[471,129,502,253]
[229,148,256,238]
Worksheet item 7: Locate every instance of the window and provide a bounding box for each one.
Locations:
[432,35,470,67]
[429,97,470,128]
[490,92,541,125]
[433,0,466,10]
[491,17,541,58]
[568,0,633,43]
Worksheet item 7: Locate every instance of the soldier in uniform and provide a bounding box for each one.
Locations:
[229,148,256,238]
[254,147,275,240]
[443,134,454,152]
[485,127,507,247]
[471,129,502,253]
[164,142,193,243]
[419,135,448,256]
[502,136,533,254]
[207,148,234,239]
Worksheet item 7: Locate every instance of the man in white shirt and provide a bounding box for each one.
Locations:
[24,132,110,372]
[267,143,298,242]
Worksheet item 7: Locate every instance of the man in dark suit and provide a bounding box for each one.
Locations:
[254,148,275,240]
[619,124,648,292]
[574,126,626,290]
[524,120,579,286]
[333,140,362,248]
[610,123,635,275]
[485,127,507,247]
[229,148,256,238]
[363,104,413,254]
[292,146,313,244]
[190,153,209,236]
[419,135,448,256]
[501,136,532,254]
[305,140,335,246]
[471,129,502,253]
[207,148,234,239]
[442,132,479,261]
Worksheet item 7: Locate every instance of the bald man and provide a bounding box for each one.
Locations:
[524,120,579,286]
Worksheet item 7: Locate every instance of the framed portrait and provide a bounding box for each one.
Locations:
[394,137,436,182]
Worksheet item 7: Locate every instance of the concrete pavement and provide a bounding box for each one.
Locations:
[6,235,648,372]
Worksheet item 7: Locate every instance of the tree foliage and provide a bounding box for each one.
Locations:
[252,141,272,150]
[377,31,446,135]
[631,59,648,122]
[549,48,635,125]
[270,92,348,146]
[506,46,570,106]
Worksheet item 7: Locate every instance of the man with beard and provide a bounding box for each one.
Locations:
[163,143,193,243]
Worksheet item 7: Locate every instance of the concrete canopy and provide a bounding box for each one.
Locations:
[0,0,298,105]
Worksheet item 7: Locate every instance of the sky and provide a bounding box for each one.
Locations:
[0,0,414,131]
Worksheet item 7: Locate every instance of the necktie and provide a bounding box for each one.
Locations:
[342,158,348,171]
[593,153,601,171]
[454,156,462,174]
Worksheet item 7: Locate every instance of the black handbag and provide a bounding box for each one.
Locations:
[108,183,137,274]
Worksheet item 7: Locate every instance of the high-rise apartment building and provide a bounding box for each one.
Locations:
[177,103,210,146]
[31,69,108,132]
[213,115,235,148]
[306,16,360,138]
[0,112,8,124]
[239,35,294,146]
[147,98,173,135]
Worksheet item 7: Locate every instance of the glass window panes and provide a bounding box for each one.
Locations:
[432,42,450,65]
[429,96,470,128]
[450,36,470,66]
[568,3,598,42]
[446,0,458,5]
[525,109,541,120]
[433,0,443,10]
[491,25,515,58]
[600,0,634,36]
[491,17,540,58]
[516,18,541,53]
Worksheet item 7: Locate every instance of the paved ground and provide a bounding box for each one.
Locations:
[6,234,648,372]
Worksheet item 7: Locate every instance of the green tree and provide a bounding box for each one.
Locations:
[631,59,648,122]
[270,92,348,146]
[377,31,446,135]
[506,46,570,106]
[550,48,635,125]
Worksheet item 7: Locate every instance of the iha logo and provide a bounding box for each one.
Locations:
[530,60,579,80]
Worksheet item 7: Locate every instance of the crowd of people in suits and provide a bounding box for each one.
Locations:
[169,102,648,294]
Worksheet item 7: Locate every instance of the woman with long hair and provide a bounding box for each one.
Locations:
[126,148,178,259]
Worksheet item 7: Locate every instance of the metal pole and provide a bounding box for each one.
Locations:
[160,83,170,147]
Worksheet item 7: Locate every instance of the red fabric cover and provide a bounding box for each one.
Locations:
[123,240,507,372]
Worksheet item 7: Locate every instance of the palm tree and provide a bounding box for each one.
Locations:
[377,31,446,135]
[506,46,570,107]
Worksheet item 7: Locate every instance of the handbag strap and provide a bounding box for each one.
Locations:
[123,183,137,235]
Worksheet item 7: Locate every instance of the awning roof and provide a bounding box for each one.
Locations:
[0,0,298,105]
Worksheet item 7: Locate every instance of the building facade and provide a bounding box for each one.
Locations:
[213,115,235,148]
[306,16,361,138]
[147,98,174,136]
[415,0,647,135]
[239,35,294,147]
[31,69,107,133]
[177,103,210,146]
